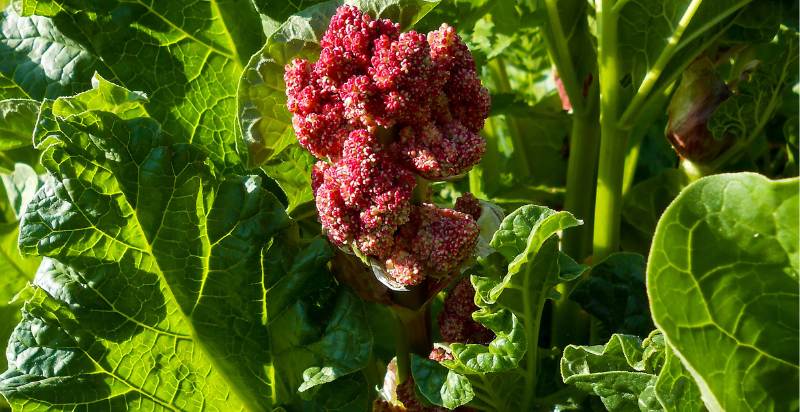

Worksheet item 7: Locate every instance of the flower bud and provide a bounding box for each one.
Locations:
[666,58,732,163]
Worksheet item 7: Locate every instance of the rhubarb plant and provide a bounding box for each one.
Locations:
[0,0,797,411]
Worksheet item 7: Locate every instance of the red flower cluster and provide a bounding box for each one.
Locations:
[437,277,494,344]
[287,6,490,286]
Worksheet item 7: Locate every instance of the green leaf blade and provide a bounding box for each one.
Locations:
[648,172,799,411]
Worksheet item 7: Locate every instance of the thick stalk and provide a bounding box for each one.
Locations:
[391,295,431,383]
[552,111,597,348]
[562,110,599,259]
[593,0,625,261]
[543,0,598,347]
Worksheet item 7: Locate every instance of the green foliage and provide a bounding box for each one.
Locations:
[17,0,266,171]
[570,253,653,339]
[414,205,583,410]
[561,331,703,412]
[0,1,797,410]
[709,29,800,168]
[623,170,689,239]
[0,77,371,411]
[648,172,798,411]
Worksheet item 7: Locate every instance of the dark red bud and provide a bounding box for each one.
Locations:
[666,58,732,163]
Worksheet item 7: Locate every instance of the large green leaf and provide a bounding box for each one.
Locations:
[561,331,704,412]
[0,163,44,411]
[237,0,440,211]
[415,205,583,411]
[0,79,370,411]
[648,172,799,411]
[19,0,265,171]
[0,6,97,100]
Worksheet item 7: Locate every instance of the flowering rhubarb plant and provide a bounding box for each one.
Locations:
[0,1,796,411]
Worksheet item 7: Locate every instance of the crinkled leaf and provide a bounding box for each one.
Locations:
[570,252,653,338]
[648,172,799,411]
[300,372,371,411]
[489,204,581,285]
[0,79,369,410]
[562,332,677,412]
[0,5,97,100]
[655,344,705,412]
[411,354,474,409]
[20,0,265,171]
[723,0,795,43]
[476,96,571,209]
[252,0,330,23]
[0,162,42,404]
[0,99,40,173]
[425,205,581,411]
[349,0,440,29]
[0,99,37,150]
[262,145,316,215]
[709,29,799,152]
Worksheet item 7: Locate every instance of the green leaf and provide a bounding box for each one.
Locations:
[20,0,265,171]
[648,172,799,411]
[0,99,37,151]
[0,99,41,173]
[252,0,330,23]
[0,5,97,100]
[420,205,582,411]
[0,79,369,410]
[348,0,440,29]
[655,344,705,412]
[616,0,758,125]
[0,163,44,410]
[561,332,674,412]
[490,204,581,269]
[411,354,474,409]
[477,96,571,208]
[623,169,689,238]
[709,29,799,164]
[297,290,372,392]
[262,145,316,215]
[570,252,654,338]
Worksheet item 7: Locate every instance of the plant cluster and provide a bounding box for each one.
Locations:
[285,5,489,286]
[0,1,796,412]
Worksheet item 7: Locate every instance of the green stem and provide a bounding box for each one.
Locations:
[618,0,703,126]
[542,0,585,112]
[391,291,431,384]
[552,112,597,348]
[395,319,411,383]
[488,58,530,173]
[593,0,625,261]
[562,110,599,259]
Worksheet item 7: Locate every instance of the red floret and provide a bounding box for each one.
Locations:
[314,175,359,246]
[438,277,494,344]
[395,121,485,179]
[454,192,482,220]
[287,6,491,285]
[383,204,479,286]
